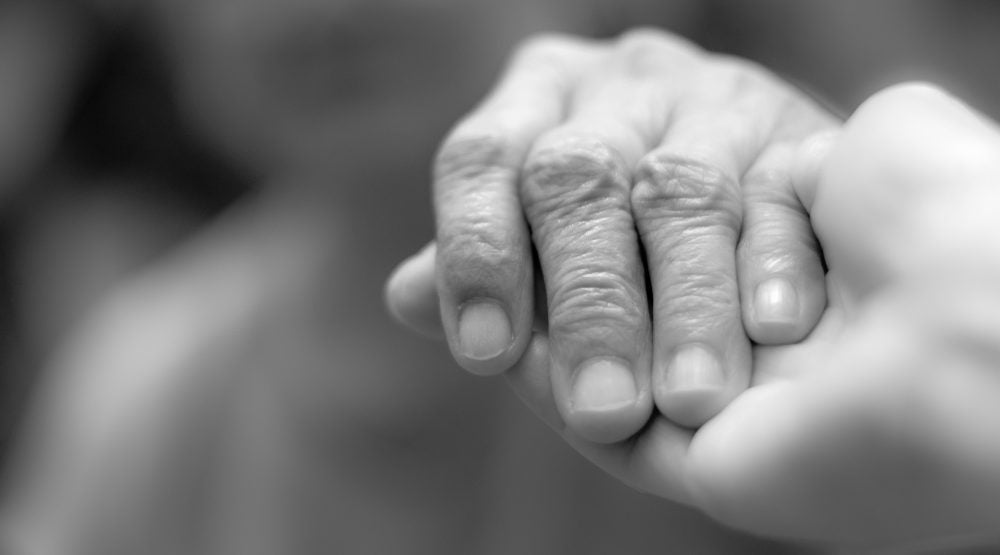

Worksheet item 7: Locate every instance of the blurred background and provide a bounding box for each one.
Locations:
[0,0,996,553]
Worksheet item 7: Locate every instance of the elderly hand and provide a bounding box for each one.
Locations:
[454,83,1000,549]
[387,29,838,441]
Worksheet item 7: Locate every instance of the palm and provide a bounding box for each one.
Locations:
[508,83,1000,548]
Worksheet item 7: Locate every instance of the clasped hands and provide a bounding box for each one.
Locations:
[387,29,1000,549]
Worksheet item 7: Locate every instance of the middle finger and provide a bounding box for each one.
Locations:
[521,32,689,443]
[632,60,791,428]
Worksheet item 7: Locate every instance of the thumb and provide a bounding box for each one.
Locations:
[384,242,444,339]
[799,82,1000,303]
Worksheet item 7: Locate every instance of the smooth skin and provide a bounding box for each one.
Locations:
[391,82,1000,550]
[391,28,836,441]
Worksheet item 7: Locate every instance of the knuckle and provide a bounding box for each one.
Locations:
[434,127,513,185]
[617,27,697,58]
[738,220,819,272]
[512,33,585,66]
[615,28,668,59]
[740,168,818,267]
[743,174,798,213]
[437,224,520,288]
[707,54,773,89]
[548,267,645,334]
[632,152,742,233]
[657,269,739,322]
[521,136,631,215]
[702,55,788,107]
[613,28,699,76]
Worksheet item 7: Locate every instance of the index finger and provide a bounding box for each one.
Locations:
[434,35,598,375]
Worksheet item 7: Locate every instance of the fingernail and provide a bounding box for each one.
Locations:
[663,345,725,393]
[754,277,800,324]
[458,300,512,360]
[572,358,637,412]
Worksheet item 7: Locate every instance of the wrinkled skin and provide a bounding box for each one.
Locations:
[389,29,837,442]
[394,83,1000,550]
[0,4,798,555]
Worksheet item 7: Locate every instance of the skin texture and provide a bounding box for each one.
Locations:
[391,29,837,442]
[390,82,1000,549]
[5,6,808,554]
[4,8,803,555]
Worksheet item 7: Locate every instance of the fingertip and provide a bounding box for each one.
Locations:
[562,357,652,444]
[753,277,799,323]
[743,272,826,346]
[454,298,515,376]
[437,244,535,377]
[384,243,444,339]
[565,405,651,444]
[653,344,735,429]
[656,389,729,430]
[745,276,806,344]
[506,332,653,444]
[448,290,535,377]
